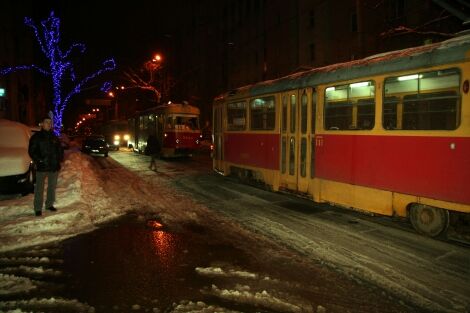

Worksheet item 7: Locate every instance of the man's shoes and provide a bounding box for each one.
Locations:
[46,206,57,212]
[35,211,42,216]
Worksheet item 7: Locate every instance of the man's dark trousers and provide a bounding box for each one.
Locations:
[34,171,59,213]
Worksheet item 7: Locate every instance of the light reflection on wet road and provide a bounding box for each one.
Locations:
[60,214,260,312]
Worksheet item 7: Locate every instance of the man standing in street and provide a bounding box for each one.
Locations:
[28,116,63,216]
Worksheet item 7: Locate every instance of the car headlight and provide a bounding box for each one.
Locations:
[113,140,119,146]
[123,134,130,140]
[114,135,120,140]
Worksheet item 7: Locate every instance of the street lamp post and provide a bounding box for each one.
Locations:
[146,53,163,85]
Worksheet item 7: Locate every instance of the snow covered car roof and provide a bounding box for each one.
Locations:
[0,119,32,177]
[0,119,31,149]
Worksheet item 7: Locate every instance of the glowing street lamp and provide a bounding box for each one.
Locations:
[152,54,162,62]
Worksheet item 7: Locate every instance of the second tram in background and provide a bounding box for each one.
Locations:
[213,33,470,238]
[128,102,202,157]
[100,120,130,150]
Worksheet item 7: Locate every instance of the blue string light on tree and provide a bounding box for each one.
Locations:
[101,81,113,93]
[0,11,116,135]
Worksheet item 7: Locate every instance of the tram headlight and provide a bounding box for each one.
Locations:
[123,134,130,141]
[114,134,120,140]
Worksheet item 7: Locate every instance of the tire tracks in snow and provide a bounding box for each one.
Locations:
[175,175,470,313]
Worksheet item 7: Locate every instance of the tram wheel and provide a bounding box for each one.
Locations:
[409,204,449,237]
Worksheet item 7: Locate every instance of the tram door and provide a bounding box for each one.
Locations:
[280,90,299,190]
[280,89,313,192]
[297,88,311,193]
[213,103,224,172]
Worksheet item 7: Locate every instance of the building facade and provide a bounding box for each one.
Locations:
[165,0,466,123]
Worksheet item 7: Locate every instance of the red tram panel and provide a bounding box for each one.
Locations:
[315,135,470,205]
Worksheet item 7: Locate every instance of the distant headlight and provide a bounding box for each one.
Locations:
[123,134,130,140]
[114,135,120,140]
[113,140,119,146]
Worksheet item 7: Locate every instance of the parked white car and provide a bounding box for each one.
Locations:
[0,119,35,195]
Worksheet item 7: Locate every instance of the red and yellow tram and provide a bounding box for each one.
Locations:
[213,34,470,237]
[129,102,201,157]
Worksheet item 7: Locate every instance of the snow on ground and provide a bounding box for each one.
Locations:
[1,149,315,313]
[1,147,469,313]
[0,150,120,253]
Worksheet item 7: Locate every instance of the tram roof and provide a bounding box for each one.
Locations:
[133,102,200,117]
[218,33,470,100]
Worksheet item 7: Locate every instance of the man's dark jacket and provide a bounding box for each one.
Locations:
[146,135,161,155]
[28,130,63,172]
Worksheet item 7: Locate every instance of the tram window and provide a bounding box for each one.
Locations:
[357,99,375,130]
[383,96,399,129]
[300,138,307,177]
[301,91,308,134]
[324,101,352,130]
[227,101,247,131]
[175,116,199,130]
[324,81,375,130]
[282,96,287,133]
[146,115,154,129]
[281,137,286,174]
[165,117,174,129]
[384,68,460,130]
[147,115,156,134]
[289,137,295,175]
[311,91,317,134]
[290,94,296,133]
[403,91,459,130]
[310,138,315,178]
[250,96,275,130]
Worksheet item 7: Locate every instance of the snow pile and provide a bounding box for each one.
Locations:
[204,284,310,313]
[195,266,258,279]
[1,265,62,277]
[169,300,242,313]
[194,265,314,313]
[0,274,36,296]
[0,150,119,253]
[0,297,94,313]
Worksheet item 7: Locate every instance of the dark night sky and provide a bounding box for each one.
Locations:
[28,1,171,68]
[11,1,177,125]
